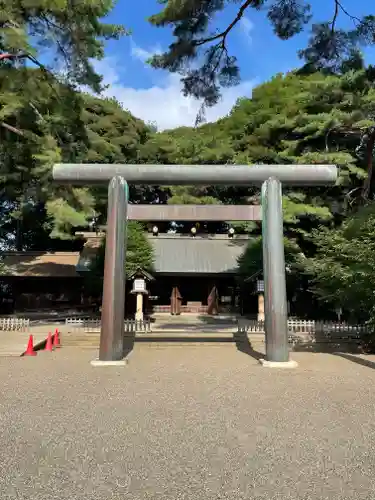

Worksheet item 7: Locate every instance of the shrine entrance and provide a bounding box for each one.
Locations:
[53,163,337,367]
[126,204,261,317]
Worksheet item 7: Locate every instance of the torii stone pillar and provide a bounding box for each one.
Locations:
[261,178,290,366]
[94,176,128,366]
[53,163,338,367]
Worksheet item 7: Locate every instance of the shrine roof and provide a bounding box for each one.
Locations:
[147,234,250,275]
[1,252,81,277]
[1,234,251,277]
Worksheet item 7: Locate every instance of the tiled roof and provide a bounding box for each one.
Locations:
[2,252,80,277]
[1,234,250,277]
[148,234,249,274]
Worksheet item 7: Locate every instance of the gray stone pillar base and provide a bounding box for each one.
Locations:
[259,358,298,369]
[90,358,129,367]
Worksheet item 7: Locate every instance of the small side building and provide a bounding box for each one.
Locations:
[0,252,84,313]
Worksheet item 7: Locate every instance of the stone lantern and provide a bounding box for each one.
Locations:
[128,268,154,321]
[256,278,265,322]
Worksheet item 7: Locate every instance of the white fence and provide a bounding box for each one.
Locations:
[65,317,152,333]
[238,319,369,335]
[0,318,30,332]
[237,319,372,348]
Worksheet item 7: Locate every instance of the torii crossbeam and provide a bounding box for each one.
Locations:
[52,163,338,368]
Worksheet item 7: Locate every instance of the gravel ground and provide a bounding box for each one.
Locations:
[1,346,375,499]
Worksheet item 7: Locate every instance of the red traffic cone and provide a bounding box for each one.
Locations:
[24,335,37,356]
[44,332,53,352]
[53,329,61,349]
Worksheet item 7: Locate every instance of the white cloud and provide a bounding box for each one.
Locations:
[239,17,254,44]
[94,57,121,87]
[130,40,162,63]
[94,58,256,131]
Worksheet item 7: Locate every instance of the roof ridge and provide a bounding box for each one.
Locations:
[2,251,81,256]
[146,235,251,240]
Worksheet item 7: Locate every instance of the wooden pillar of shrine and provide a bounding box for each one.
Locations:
[170,286,182,315]
[257,293,265,321]
[207,285,219,315]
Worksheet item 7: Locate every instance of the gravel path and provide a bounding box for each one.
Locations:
[0,330,50,356]
[1,346,375,499]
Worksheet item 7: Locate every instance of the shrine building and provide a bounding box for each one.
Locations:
[0,231,260,317]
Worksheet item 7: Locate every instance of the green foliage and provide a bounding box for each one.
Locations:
[140,69,375,242]
[306,203,375,322]
[125,222,155,275]
[236,237,263,279]
[81,94,154,224]
[91,221,154,278]
[0,68,152,249]
[139,68,375,321]
[3,34,375,325]
[237,235,305,279]
[237,236,315,319]
[148,0,375,110]
[0,0,131,248]
[167,186,219,205]
[83,95,149,163]
[0,0,128,91]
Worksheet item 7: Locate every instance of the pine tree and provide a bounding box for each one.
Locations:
[91,221,154,277]
[140,67,375,315]
[0,0,127,91]
[0,70,152,248]
[148,1,375,111]
[306,203,375,323]
[0,0,129,248]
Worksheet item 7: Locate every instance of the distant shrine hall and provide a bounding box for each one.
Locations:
[0,228,262,319]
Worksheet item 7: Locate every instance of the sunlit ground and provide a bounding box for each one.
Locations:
[1,346,375,499]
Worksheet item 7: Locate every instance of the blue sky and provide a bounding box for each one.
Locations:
[95,0,375,130]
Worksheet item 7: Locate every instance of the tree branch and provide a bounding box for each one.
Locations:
[195,0,253,47]
[331,0,340,33]
[0,53,26,61]
[40,14,70,69]
[336,0,361,26]
[361,127,375,200]
[0,52,57,137]
[0,122,24,136]
[330,0,361,33]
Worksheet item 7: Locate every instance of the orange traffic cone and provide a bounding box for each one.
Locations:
[24,335,37,356]
[44,332,53,352]
[53,329,61,349]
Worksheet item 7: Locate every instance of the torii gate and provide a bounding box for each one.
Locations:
[53,163,338,368]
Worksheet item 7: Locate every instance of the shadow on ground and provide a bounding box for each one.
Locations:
[290,339,375,369]
[151,323,237,332]
[135,336,233,343]
[291,340,363,354]
[332,352,375,370]
[123,327,375,370]
[234,329,264,360]
[196,315,238,324]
